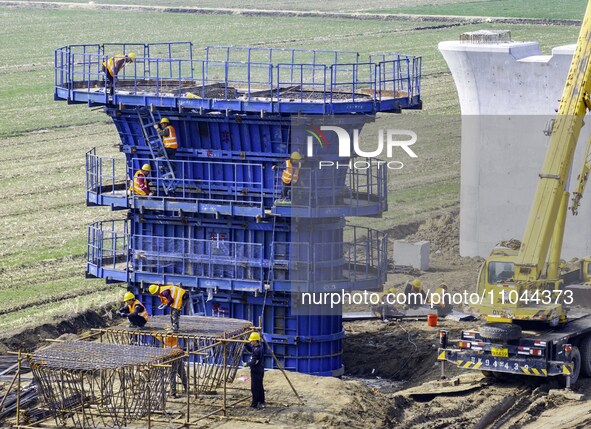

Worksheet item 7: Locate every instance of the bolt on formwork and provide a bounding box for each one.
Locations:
[94,316,253,396]
[27,342,183,428]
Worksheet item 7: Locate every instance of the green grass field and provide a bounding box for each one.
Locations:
[376,0,588,20]
[0,2,581,337]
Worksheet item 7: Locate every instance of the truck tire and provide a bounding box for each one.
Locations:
[579,336,591,377]
[560,346,581,387]
[479,323,522,342]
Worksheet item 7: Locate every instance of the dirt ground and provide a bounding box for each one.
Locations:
[4,212,591,428]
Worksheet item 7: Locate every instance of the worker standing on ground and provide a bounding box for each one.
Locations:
[155,118,178,160]
[244,332,266,409]
[149,284,189,332]
[404,278,426,309]
[272,152,302,202]
[116,292,149,328]
[157,334,188,398]
[129,164,153,196]
[102,52,136,96]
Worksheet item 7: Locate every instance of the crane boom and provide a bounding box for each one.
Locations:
[515,2,591,281]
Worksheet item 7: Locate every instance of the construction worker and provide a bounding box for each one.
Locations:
[272,152,302,201]
[432,282,453,316]
[102,52,136,96]
[129,164,153,196]
[116,292,149,328]
[404,278,426,309]
[149,284,188,332]
[156,334,188,398]
[371,287,400,319]
[155,118,178,160]
[243,332,265,409]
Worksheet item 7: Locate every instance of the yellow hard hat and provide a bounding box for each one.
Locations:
[410,279,422,289]
[127,52,136,62]
[141,163,151,172]
[248,332,261,342]
[148,284,159,295]
[160,117,170,125]
[290,151,302,160]
[440,282,448,289]
[123,291,135,302]
[387,287,397,295]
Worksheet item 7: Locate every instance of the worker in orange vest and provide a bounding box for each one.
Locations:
[101,52,136,96]
[129,164,153,196]
[149,284,189,332]
[156,334,188,397]
[272,151,302,201]
[155,118,178,159]
[116,291,149,328]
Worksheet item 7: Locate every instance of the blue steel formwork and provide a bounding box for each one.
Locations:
[55,42,421,375]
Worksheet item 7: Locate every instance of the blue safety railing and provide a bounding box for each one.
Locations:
[86,220,388,291]
[271,228,388,286]
[86,149,388,216]
[85,149,128,205]
[86,149,267,214]
[54,43,422,112]
[131,234,265,284]
[272,161,388,216]
[87,220,129,280]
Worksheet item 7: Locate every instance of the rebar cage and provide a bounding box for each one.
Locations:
[28,342,183,428]
[95,316,252,396]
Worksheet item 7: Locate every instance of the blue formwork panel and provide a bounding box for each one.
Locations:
[59,43,407,376]
[128,290,343,373]
[203,293,344,376]
[128,214,349,291]
[109,109,291,157]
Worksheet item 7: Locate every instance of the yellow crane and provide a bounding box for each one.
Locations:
[438,2,591,386]
[473,0,591,327]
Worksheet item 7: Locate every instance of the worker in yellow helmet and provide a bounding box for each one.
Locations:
[243,332,266,409]
[432,282,453,316]
[154,117,178,160]
[129,163,153,196]
[101,52,136,96]
[149,284,189,332]
[404,278,426,309]
[272,151,302,202]
[116,291,149,328]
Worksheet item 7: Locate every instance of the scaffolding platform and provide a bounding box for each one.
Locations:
[55,43,422,114]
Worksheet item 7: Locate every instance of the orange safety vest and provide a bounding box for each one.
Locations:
[130,170,150,196]
[159,285,186,310]
[128,299,149,322]
[163,336,179,348]
[281,159,300,185]
[102,54,127,78]
[162,125,178,149]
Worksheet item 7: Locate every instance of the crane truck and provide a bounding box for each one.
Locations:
[438,1,591,385]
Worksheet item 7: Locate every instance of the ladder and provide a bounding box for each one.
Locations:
[136,108,176,194]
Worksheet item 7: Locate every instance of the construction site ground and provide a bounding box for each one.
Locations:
[3,2,591,428]
[1,212,590,428]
